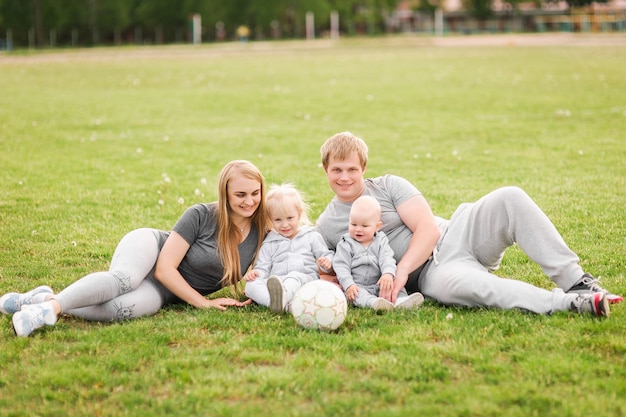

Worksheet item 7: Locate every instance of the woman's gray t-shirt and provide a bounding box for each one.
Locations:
[156,203,259,296]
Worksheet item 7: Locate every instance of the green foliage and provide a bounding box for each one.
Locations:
[0,36,625,416]
[0,0,401,46]
[462,0,494,20]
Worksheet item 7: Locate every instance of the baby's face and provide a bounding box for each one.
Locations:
[348,210,379,245]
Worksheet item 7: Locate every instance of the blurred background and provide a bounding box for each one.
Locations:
[0,0,624,49]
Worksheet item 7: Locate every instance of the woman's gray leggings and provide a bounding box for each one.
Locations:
[52,228,168,321]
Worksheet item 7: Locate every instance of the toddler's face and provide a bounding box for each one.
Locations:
[271,206,301,239]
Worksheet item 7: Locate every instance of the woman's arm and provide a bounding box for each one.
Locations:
[155,231,249,310]
[382,195,440,303]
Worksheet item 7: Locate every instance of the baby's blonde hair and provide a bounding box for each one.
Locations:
[266,183,311,226]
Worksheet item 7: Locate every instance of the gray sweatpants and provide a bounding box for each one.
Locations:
[52,228,170,321]
[418,186,582,314]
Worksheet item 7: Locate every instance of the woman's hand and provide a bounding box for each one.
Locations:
[205,297,252,311]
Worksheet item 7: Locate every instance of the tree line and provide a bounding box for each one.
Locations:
[0,0,605,48]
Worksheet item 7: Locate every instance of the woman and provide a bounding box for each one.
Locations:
[1,160,270,336]
[315,132,621,317]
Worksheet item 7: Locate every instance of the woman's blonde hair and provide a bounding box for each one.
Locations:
[320,131,368,170]
[266,183,311,226]
[216,160,269,294]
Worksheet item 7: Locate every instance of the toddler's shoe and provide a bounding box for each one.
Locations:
[267,276,285,314]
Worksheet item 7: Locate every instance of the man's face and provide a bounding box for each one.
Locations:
[324,151,365,203]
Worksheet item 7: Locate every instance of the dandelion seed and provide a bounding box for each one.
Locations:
[177,197,185,205]
[578,150,584,155]
[158,199,164,206]
[163,177,171,183]
[413,154,418,159]
[136,147,143,153]
[483,150,491,155]
[120,169,125,174]
[163,135,170,142]
[194,188,201,196]
[200,177,207,185]
[556,109,571,117]
[317,163,323,169]
[446,313,453,320]
[425,153,432,159]
[257,154,264,159]
[31,230,37,236]
[18,180,23,185]
[366,94,373,101]
[452,150,458,157]
[133,78,140,86]
[304,114,311,120]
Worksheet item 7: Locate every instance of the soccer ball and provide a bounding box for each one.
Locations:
[290,280,348,331]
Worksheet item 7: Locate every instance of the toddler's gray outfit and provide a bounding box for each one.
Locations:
[244,226,334,307]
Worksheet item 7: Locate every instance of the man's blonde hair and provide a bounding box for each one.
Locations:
[320,131,368,170]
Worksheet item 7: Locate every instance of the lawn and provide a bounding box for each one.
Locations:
[0,34,625,417]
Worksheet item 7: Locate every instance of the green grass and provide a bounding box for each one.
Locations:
[1,35,625,416]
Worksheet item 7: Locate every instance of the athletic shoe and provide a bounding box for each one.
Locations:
[12,302,58,337]
[0,285,54,314]
[395,292,425,309]
[267,276,285,314]
[567,273,623,304]
[571,293,610,317]
[371,298,394,311]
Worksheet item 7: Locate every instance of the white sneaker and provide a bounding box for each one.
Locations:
[395,293,425,309]
[12,302,58,337]
[0,285,54,314]
[371,298,394,311]
[267,276,285,314]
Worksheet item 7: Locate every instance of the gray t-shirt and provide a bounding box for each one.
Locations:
[156,203,259,296]
[316,175,419,260]
[316,174,447,290]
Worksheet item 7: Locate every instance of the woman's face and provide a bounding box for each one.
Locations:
[227,176,262,220]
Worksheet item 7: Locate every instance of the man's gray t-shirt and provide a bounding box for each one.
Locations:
[316,174,419,262]
[156,203,259,296]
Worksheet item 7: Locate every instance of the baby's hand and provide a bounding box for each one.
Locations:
[377,273,394,294]
[346,284,359,302]
[317,256,332,271]
[243,269,259,282]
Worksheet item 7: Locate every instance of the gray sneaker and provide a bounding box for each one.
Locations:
[395,292,425,309]
[12,302,58,337]
[0,285,54,314]
[571,293,610,317]
[567,273,623,304]
[371,298,394,311]
[267,276,285,314]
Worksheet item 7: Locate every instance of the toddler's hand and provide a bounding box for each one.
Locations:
[243,269,258,282]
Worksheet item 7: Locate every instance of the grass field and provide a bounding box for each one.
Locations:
[1,34,625,416]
